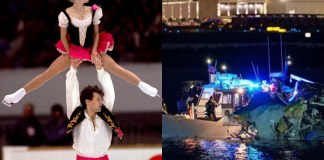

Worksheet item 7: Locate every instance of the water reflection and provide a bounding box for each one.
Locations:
[235,143,247,160]
[163,138,324,160]
[183,138,199,153]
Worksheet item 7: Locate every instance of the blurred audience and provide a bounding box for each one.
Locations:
[0,0,161,68]
[6,103,44,146]
[45,104,71,146]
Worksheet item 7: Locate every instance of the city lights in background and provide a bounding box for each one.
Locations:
[266,26,286,33]
[305,32,311,38]
[287,55,292,66]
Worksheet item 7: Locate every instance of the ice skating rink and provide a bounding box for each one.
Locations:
[3,145,162,160]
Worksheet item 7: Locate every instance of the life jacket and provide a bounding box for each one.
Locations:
[66,105,124,141]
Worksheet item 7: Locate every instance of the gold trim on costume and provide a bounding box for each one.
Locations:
[66,112,81,133]
[103,113,117,129]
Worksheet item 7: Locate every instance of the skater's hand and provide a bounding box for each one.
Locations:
[91,50,102,64]
[91,49,99,57]
[71,58,82,69]
[93,56,103,70]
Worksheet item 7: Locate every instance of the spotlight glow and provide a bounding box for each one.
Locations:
[207,59,211,64]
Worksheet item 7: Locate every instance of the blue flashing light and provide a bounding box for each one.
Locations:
[317,29,320,33]
[247,83,260,91]
[218,28,222,31]
[258,29,262,32]
[176,30,180,33]
[251,84,260,88]
[164,28,167,32]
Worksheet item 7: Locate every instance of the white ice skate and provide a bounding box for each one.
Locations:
[138,82,159,97]
[2,88,26,107]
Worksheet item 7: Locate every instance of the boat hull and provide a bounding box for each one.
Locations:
[162,115,241,139]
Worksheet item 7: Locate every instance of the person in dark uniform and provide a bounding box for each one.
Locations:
[205,96,218,121]
[186,82,202,119]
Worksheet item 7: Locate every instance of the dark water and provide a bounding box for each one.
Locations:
[162,138,324,160]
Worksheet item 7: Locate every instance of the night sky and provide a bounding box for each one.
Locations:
[163,30,324,113]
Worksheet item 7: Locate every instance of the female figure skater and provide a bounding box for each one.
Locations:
[2,0,158,107]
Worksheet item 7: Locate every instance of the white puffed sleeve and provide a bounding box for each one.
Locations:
[93,8,103,25]
[97,68,115,111]
[58,12,69,28]
[66,67,80,119]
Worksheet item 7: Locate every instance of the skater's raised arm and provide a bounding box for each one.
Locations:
[93,58,115,111]
[66,59,82,119]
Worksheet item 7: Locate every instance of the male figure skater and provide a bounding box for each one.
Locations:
[66,58,122,160]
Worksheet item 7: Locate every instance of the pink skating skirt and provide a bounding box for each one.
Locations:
[55,32,114,61]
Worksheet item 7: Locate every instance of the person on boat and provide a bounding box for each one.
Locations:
[186,82,202,119]
[205,96,217,121]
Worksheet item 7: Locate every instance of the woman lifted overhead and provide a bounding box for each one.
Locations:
[2,0,158,107]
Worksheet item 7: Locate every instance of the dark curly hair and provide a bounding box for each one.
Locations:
[80,85,104,109]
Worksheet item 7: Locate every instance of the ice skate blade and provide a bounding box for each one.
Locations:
[2,100,12,107]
